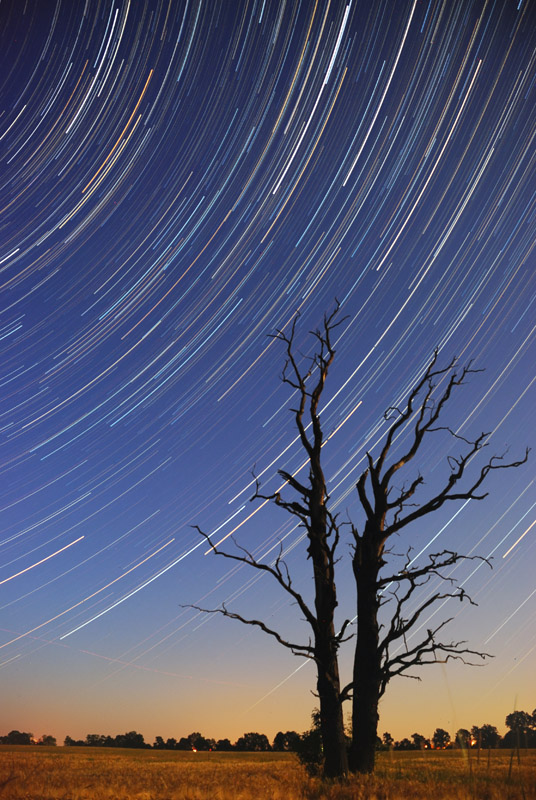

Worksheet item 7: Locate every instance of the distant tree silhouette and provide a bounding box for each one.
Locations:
[63,735,84,747]
[215,738,233,751]
[471,724,499,749]
[0,731,33,745]
[395,738,413,751]
[235,732,271,751]
[503,710,536,748]
[114,731,147,749]
[455,728,472,748]
[37,734,57,746]
[174,732,214,751]
[411,733,429,750]
[381,732,394,750]
[505,711,533,735]
[272,731,286,751]
[153,736,166,749]
[86,734,107,747]
[194,733,213,750]
[432,728,450,749]
[272,731,301,751]
[177,736,191,750]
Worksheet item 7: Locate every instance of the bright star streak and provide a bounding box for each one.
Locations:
[0,537,84,586]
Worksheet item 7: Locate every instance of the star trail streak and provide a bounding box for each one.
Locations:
[0,0,534,744]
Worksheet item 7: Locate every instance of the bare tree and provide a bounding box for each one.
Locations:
[345,351,529,773]
[191,305,351,779]
[191,307,528,779]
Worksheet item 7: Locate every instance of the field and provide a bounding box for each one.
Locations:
[0,746,534,799]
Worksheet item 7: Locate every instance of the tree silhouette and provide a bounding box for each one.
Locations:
[191,306,528,777]
[86,734,107,747]
[432,728,450,749]
[471,724,499,749]
[0,731,33,745]
[175,732,213,751]
[114,730,147,749]
[381,732,394,750]
[235,732,271,751]
[504,710,536,748]
[63,735,84,747]
[37,734,57,746]
[344,348,528,773]
[411,733,429,750]
[191,306,350,778]
[215,738,233,751]
[272,731,301,751]
[505,711,533,734]
[455,728,472,748]
[395,737,413,750]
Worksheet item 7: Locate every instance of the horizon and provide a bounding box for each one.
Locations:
[3,710,533,747]
[1,0,534,749]
[4,704,535,747]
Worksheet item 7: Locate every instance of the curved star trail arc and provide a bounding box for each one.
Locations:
[0,0,534,741]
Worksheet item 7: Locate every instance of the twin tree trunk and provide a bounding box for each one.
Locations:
[349,532,382,773]
[315,627,349,777]
[192,307,528,780]
[310,496,349,778]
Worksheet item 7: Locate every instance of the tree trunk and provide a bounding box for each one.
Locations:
[349,658,381,772]
[316,636,349,778]
[308,453,348,778]
[349,536,382,773]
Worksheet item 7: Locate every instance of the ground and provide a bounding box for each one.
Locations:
[0,746,534,799]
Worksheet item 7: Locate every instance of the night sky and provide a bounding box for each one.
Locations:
[1,0,534,745]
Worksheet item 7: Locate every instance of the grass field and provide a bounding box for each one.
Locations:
[0,746,534,799]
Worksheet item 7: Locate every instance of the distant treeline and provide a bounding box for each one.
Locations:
[2,708,535,751]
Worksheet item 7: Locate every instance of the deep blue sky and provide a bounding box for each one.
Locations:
[1,0,534,744]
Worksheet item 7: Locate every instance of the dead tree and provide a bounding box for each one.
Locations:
[191,308,527,778]
[191,306,351,779]
[345,351,529,773]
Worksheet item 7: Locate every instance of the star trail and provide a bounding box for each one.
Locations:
[0,0,534,743]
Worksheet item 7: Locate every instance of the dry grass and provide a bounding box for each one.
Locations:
[0,746,534,799]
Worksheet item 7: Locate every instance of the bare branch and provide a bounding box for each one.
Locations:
[356,469,374,521]
[380,628,492,697]
[340,682,353,703]
[277,469,311,499]
[186,603,315,658]
[386,474,423,514]
[361,354,485,517]
[390,447,529,534]
[373,349,444,478]
[194,526,317,631]
[377,549,490,588]
[335,617,354,646]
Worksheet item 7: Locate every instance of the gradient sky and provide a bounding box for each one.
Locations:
[1,0,534,746]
